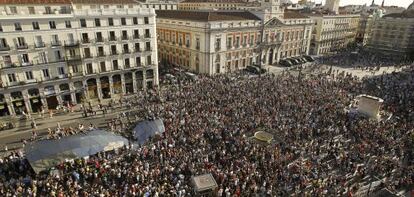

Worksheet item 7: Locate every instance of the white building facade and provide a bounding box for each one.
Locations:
[0,0,159,117]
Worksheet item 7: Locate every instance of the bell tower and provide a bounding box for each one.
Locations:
[261,0,284,22]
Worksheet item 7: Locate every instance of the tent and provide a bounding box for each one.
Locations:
[24,130,128,173]
[132,119,165,145]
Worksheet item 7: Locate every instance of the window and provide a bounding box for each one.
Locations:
[0,23,2,32]
[42,69,50,78]
[146,42,151,51]
[109,31,116,41]
[28,7,35,14]
[44,6,52,14]
[86,63,93,74]
[111,45,117,55]
[8,74,16,82]
[100,62,106,72]
[146,55,151,65]
[215,38,221,50]
[121,18,126,25]
[144,17,149,24]
[32,22,40,30]
[98,47,104,56]
[96,32,103,42]
[49,21,56,29]
[72,65,79,73]
[9,6,17,14]
[136,57,141,66]
[227,37,232,48]
[95,18,101,27]
[133,29,139,38]
[113,60,119,70]
[15,22,22,31]
[25,71,34,80]
[65,20,71,28]
[135,43,140,52]
[80,19,87,27]
[124,58,130,68]
[145,29,150,38]
[108,18,114,26]
[84,48,91,58]
[133,17,138,25]
[196,38,200,50]
[123,44,129,53]
[122,30,128,40]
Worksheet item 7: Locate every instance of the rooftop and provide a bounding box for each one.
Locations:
[180,0,246,3]
[0,0,70,4]
[0,0,137,4]
[283,11,309,19]
[71,0,137,4]
[156,10,261,22]
[383,10,414,18]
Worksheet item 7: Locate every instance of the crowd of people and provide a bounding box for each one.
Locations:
[0,64,413,196]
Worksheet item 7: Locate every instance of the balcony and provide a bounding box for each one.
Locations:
[96,38,104,43]
[0,45,10,51]
[51,41,62,47]
[132,35,140,40]
[97,52,105,57]
[145,47,152,52]
[123,49,130,54]
[64,41,79,47]
[121,36,128,40]
[196,46,200,50]
[35,42,46,48]
[16,44,28,50]
[65,55,82,61]
[145,34,151,38]
[135,48,141,52]
[110,51,118,56]
[81,39,90,44]
[109,37,117,42]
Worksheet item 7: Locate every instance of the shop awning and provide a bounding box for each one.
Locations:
[24,130,128,173]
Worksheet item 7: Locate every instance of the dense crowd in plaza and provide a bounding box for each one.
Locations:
[0,64,413,196]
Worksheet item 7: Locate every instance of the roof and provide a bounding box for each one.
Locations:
[133,119,165,145]
[156,10,261,22]
[0,0,70,4]
[284,11,309,19]
[0,0,136,4]
[383,10,414,18]
[180,0,245,3]
[71,0,137,4]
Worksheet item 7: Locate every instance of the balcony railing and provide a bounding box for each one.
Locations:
[121,36,128,40]
[145,34,151,38]
[81,39,90,44]
[65,55,82,61]
[97,52,105,57]
[0,45,10,51]
[51,41,62,46]
[16,44,28,49]
[96,38,104,43]
[123,49,130,54]
[64,41,79,47]
[109,37,117,41]
[35,42,46,48]
[111,51,118,55]
[132,35,140,40]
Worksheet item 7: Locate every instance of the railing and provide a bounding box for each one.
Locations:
[132,35,140,40]
[64,41,79,47]
[81,39,90,44]
[97,52,106,57]
[96,38,104,43]
[121,36,129,40]
[111,51,118,55]
[35,42,46,48]
[0,45,10,51]
[145,34,151,38]
[109,37,117,41]
[51,41,62,46]
[123,49,130,54]
[16,44,28,49]
[65,55,82,61]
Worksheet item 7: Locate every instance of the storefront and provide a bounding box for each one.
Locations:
[112,75,122,94]
[100,76,111,99]
[28,88,42,113]
[44,86,59,110]
[0,94,10,116]
[124,73,134,94]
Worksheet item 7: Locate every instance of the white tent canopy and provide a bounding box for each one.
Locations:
[24,130,128,173]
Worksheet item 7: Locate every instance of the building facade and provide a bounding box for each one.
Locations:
[138,0,178,10]
[355,13,374,45]
[178,0,260,11]
[156,9,313,74]
[260,11,313,65]
[156,10,263,74]
[308,14,360,55]
[367,4,414,59]
[0,0,159,117]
